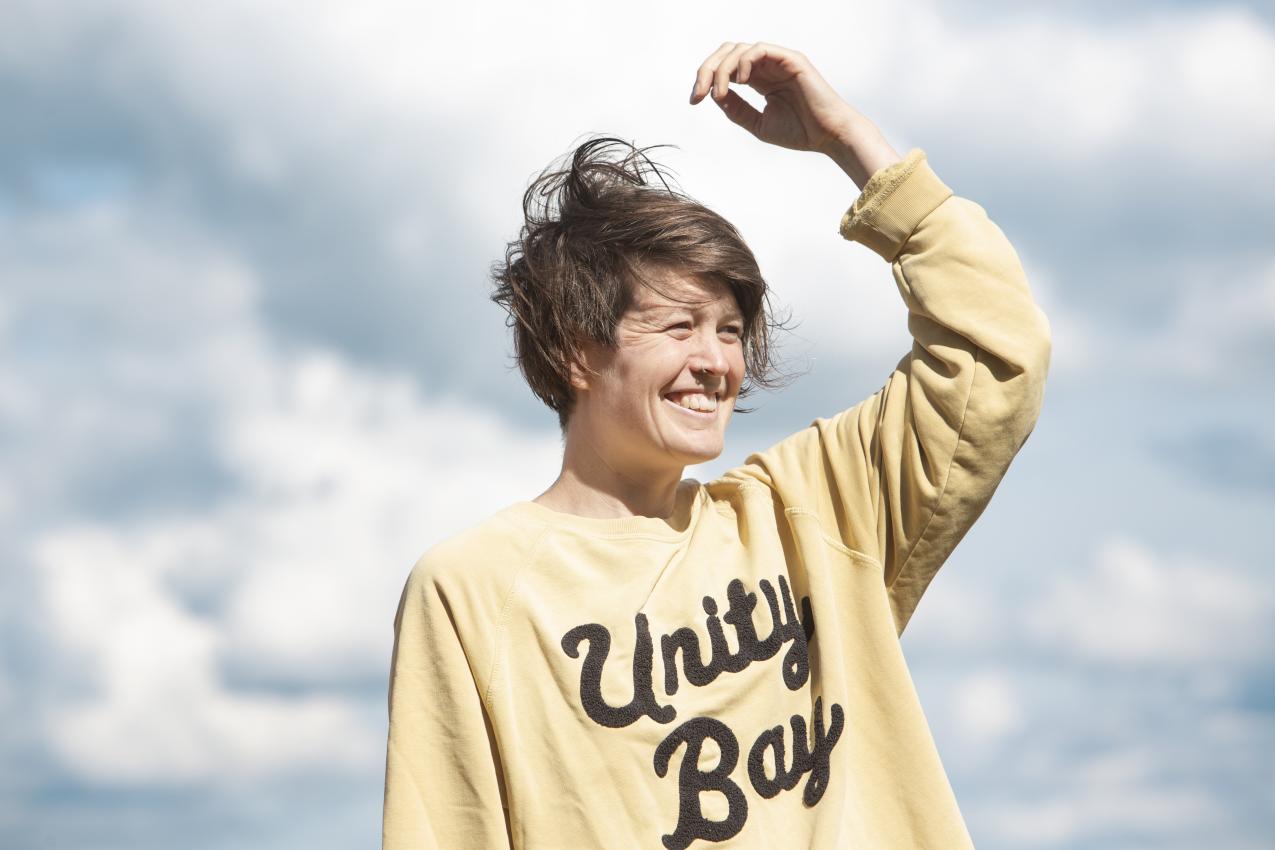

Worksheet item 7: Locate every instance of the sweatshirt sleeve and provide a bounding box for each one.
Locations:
[724,147,1052,636]
[382,559,512,850]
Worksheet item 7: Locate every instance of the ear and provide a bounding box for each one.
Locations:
[567,351,593,391]
[568,338,608,392]
[568,359,589,391]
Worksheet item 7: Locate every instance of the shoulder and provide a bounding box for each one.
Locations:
[702,472,783,530]
[406,505,550,610]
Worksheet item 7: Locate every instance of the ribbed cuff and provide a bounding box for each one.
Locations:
[838,148,954,262]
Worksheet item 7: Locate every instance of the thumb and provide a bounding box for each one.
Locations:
[715,89,762,137]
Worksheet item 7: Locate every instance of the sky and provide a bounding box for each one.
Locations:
[1,0,1273,848]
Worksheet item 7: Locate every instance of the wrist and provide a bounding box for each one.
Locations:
[820,117,903,191]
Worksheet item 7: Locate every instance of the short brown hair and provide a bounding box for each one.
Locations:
[489,135,797,431]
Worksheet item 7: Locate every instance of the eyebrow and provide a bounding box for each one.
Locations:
[636,303,745,323]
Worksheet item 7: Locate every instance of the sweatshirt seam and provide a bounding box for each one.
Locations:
[883,184,955,265]
[507,488,700,543]
[481,524,552,711]
[839,148,925,242]
[782,505,883,567]
[730,477,884,568]
[862,155,920,222]
[545,531,690,542]
[888,253,981,585]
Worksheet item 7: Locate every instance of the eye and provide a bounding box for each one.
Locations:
[666,322,693,335]
[720,324,742,338]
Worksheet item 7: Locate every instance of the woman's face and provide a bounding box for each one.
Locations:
[569,269,747,479]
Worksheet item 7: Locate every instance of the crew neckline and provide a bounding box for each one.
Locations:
[506,478,702,540]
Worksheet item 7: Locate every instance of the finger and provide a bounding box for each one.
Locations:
[691,42,739,104]
[713,42,754,102]
[715,89,763,137]
[741,42,807,89]
[737,42,780,86]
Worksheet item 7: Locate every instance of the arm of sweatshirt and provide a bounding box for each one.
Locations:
[724,148,1052,636]
[382,559,512,850]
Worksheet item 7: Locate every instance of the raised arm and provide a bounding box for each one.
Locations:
[696,42,1052,635]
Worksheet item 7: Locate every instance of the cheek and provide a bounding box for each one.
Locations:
[632,351,684,387]
[731,352,747,387]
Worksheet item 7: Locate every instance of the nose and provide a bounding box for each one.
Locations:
[688,328,731,384]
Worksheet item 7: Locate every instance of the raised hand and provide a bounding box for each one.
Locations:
[689,41,901,188]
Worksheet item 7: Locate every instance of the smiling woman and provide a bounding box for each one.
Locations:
[383,40,1051,850]
[489,136,796,435]
[487,134,802,519]
[541,263,756,517]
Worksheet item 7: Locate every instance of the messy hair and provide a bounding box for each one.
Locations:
[490,134,798,431]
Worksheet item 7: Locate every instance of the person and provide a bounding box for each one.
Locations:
[382,41,1051,850]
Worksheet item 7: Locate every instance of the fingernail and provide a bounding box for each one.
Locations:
[689,84,697,103]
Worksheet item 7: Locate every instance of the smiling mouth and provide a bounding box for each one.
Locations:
[662,392,720,418]
[664,399,715,417]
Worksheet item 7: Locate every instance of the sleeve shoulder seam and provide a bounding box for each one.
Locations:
[481,524,552,710]
[887,269,982,588]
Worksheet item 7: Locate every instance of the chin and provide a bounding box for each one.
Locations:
[677,443,723,465]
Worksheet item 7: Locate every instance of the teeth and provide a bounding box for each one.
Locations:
[667,392,717,412]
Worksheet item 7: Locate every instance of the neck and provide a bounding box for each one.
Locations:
[534,434,684,520]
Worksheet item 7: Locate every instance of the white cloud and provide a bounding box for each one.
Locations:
[1131,255,1275,382]
[891,5,1275,166]
[215,349,564,681]
[902,529,1273,671]
[5,196,564,784]
[16,0,1263,381]
[0,201,263,514]
[34,524,376,783]
[981,778,1225,846]
[1025,535,1271,666]
[1003,249,1101,377]
[29,338,563,783]
[30,339,563,783]
[10,0,1267,391]
[952,669,1024,747]
[899,569,1008,654]
[272,1,1275,171]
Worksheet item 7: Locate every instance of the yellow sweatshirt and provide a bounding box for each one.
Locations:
[382,148,1052,850]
